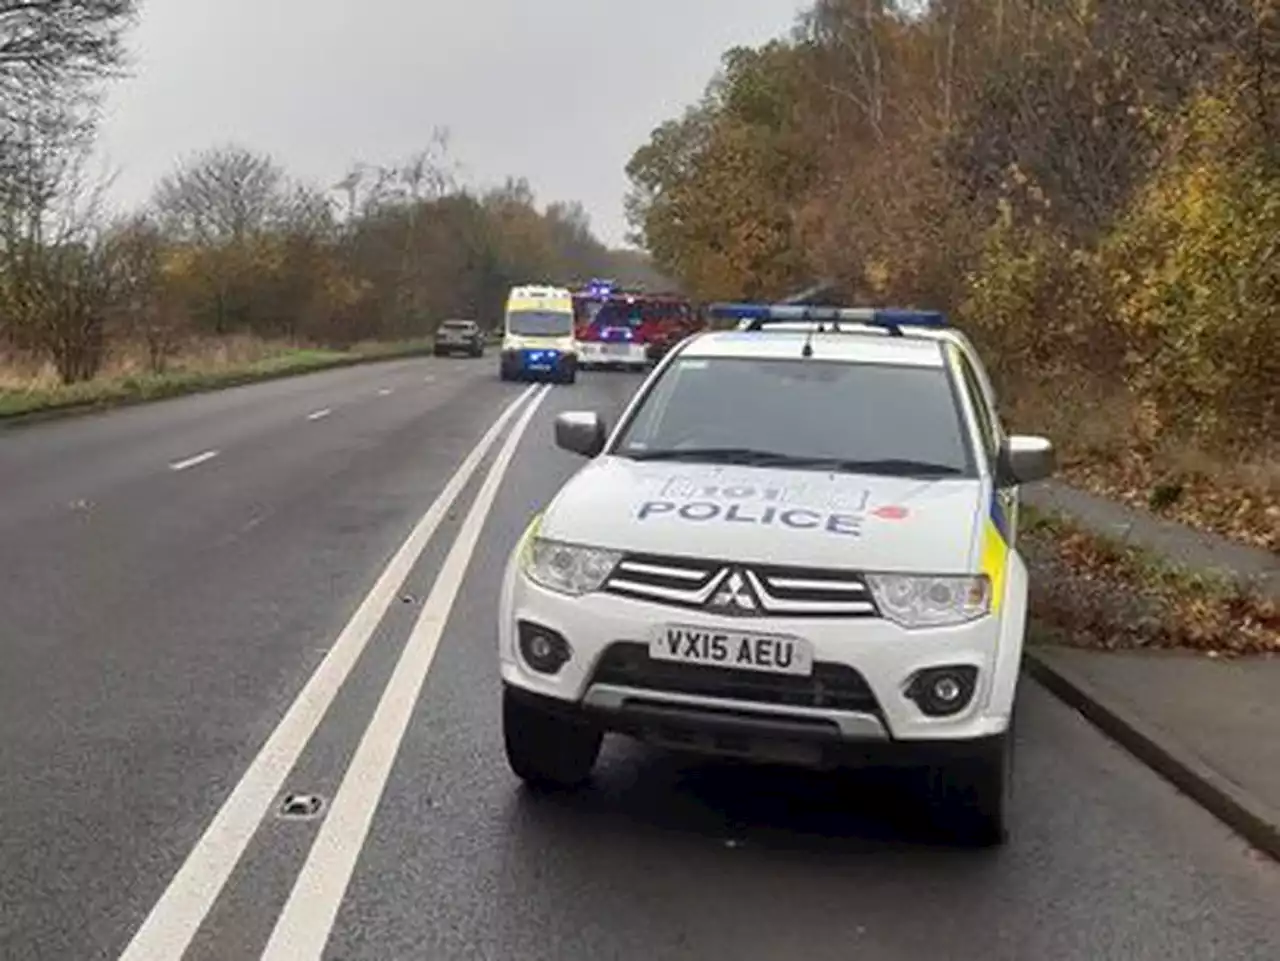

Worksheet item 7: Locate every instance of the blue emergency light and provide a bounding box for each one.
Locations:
[708,302,947,335]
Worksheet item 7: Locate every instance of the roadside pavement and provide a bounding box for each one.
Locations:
[1022,480,1280,860]
[1025,480,1280,600]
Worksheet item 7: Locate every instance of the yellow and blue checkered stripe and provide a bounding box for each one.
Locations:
[943,343,1010,611]
[980,491,1010,612]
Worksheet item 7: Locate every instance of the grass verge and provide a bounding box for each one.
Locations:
[1006,378,1279,553]
[1022,508,1278,655]
[0,339,435,423]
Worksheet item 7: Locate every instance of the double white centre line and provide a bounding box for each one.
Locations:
[117,382,548,961]
[261,383,548,958]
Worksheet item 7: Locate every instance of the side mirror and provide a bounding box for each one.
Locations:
[555,411,607,457]
[997,435,1055,485]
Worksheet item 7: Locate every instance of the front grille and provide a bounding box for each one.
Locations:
[590,642,880,713]
[603,553,879,618]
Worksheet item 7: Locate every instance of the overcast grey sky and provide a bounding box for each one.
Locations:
[95,0,808,247]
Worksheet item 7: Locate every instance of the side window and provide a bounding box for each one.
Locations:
[955,347,1021,543]
[955,350,997,461]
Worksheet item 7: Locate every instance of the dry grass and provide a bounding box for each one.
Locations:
[0,335,310,389]
[1006,378,1280,552]
[0,335,433,419]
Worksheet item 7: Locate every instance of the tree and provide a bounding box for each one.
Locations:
[628,0,1280,468]
[626,43,817,299]
[153,144,292,245]
[102,214,183,373]
[0,0,138,253]
[3,231,115,383]
[150,146,301,335]
[0,1,135,96]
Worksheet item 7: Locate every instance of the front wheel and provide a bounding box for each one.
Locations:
[503,688,601,789]
[926,733,1011,846]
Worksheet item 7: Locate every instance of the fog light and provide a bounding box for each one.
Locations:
[906,665,978,717]
[517,621,571,674]
[932,675,962,703]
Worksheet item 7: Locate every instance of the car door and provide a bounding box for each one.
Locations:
[953,347,1019,547]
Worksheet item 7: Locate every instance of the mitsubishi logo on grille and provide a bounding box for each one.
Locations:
[709,569,760,612]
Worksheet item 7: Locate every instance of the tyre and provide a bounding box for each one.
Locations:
[926,733,1011,846]
[503,688,601,789]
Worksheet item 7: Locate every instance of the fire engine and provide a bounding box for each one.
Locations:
[572,279,703,371]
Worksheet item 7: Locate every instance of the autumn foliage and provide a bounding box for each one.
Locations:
[0,4,671,394]
[0,142,667,385]
[627,0,1280,548]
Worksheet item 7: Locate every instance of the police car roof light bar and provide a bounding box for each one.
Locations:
[708,302,947,336]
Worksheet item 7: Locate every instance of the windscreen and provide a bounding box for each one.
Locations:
[587,300,645,328]
[614,355,974,476]
[440,320,474,331]
[507,309,572,337]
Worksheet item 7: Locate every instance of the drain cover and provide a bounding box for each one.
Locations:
[279,793,325,819]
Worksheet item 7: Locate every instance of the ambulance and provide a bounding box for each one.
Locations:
[499,284,579,384]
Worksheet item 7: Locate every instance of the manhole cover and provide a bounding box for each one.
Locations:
[278,793,325,819]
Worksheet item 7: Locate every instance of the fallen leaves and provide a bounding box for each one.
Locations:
[1023,512,1279,655]
[1060,453,1279,553]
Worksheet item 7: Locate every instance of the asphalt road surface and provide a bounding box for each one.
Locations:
[2,357,1279,961]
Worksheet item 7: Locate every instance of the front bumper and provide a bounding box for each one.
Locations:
[579,341,647,365]
[501,348,576,378]
[503,684,1007,769]
[498,565,1027,758]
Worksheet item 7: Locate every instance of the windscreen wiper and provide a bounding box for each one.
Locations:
[627,449,961,475]
[626,447,794,465]
[771,456,963,476]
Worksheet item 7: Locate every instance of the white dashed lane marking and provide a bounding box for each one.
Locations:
[307,409,332,421]
[169,450,219,472]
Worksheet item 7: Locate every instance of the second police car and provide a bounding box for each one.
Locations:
[497,304,1055,844]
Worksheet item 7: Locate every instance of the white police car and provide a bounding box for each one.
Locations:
[497,304,1054,844]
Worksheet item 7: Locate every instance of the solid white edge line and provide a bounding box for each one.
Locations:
[115,383,539,961]
[258,383,552,960]
[169,450,219,471]
[306,408,332,421]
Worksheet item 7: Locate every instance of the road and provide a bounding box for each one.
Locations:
[2,356,1278,961]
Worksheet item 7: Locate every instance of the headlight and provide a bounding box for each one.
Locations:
[522,537,621,596]
[864,574,991,629]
